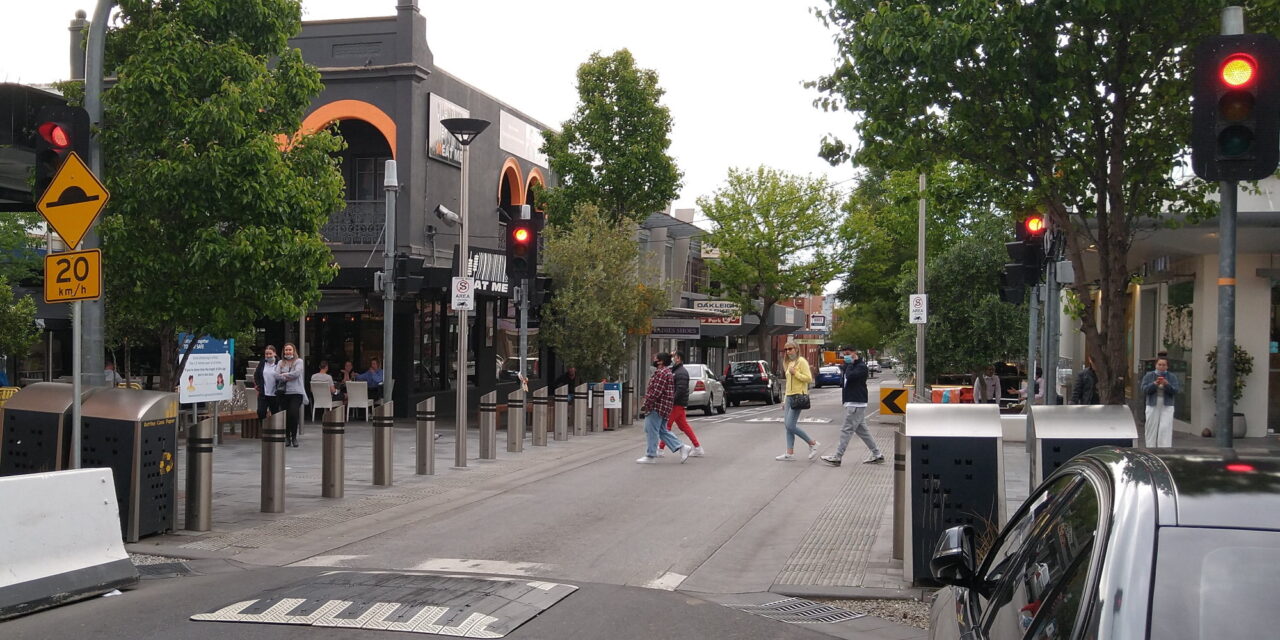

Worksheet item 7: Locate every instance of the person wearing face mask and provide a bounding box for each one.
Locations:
[255,345,280,421]
[821,346,883,466]
[276,343,306,447]
[636,352,691,464]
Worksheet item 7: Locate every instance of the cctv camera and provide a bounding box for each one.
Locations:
[434,204,460,226]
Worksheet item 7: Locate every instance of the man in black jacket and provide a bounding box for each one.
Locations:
[821,346,883,466]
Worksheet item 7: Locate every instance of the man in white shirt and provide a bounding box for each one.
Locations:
[311,360,339,400]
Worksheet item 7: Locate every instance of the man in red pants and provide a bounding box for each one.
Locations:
[659,351,704,457]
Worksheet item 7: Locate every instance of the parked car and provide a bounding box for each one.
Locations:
[867,359,881,376]
[815,363,842,388]
[723,360,783,406]
[682,363,726,415]
[927,447,1280,639]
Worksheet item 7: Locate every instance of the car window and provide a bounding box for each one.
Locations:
[685,364,705,378]
[982,477,1100,640]
[1024,538,1095,640]
[980,475,1079,588]
[731,363,761,375]
[1149,528,1280,639]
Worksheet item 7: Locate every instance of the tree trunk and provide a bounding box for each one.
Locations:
[159,326,177,392]
[757,299,776,369]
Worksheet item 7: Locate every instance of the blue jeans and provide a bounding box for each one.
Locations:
[783,396,814,449]
[644,411,684,457]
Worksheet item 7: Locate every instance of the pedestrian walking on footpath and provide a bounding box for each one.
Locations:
[1071,357,1100,405]
[276,343,306,447]
[973,365,1000,404]
[777,341,820,461]
[255,345,280,420]
[658,352,704,457]
[637,352,692,464]
[1140,357,1179,448]
[822,346,883,466]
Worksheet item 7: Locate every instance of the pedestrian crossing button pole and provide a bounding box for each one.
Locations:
[322,406,346,498]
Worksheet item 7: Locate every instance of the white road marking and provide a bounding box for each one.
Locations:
[290,555,366,568]
[642,571,687,591]
[409,557,553,576]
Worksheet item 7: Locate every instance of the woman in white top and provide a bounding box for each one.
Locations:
[254,345,280,420]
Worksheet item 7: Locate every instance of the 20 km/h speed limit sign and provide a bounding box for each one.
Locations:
[44,248,102,303]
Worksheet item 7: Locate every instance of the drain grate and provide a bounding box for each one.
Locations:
[727,597,865,624]
[135,562,192,579]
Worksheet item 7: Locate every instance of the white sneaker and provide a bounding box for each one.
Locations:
[808,442,821,460]
[680,445,692,463]
[636,456,657,464]
[655,450,665,457]
[690,446,705,457]
[775,453,795,461]
[863,453,886,464]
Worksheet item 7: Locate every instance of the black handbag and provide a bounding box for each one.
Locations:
[788,393,811,410]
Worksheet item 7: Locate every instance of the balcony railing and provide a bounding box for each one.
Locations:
[322,200,384,245]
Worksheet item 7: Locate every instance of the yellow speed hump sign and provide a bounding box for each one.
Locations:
[44,248,102,303]
[36,151,109,250]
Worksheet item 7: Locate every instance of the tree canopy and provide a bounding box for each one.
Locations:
[539,205,668,381]
[539,49,683,227]
[812,1,1280,401]
[699,166,846,364]
[98,0,345,385]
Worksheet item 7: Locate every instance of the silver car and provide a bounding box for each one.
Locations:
[682,363,726,415]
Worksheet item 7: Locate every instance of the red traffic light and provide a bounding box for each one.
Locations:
[1024,215,1046,237]
[512,227,530,243]
[1221,54,1257,87]
[38,122,71,149]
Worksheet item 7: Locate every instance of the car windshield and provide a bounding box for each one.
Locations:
[684,364,706,378]
[731,363,761,375]
[1149,527,1280,638]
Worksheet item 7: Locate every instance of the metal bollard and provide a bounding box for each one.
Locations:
[373,401,395,486]
[479,391,497,459]
[416,397,436,475]
[261,411,286,513]
[591,386,604,432]
[322,406,345,498]
[622,382,634,426]
[573,383,588,436]
[892,428,905,560]
[554,385,569,441]
[531,386,549,446]
[507,390,525,453]
[185,416,215,531]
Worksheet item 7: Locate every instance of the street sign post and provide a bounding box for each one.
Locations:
[43,249,102,303]
[36,151,109,250]
[909,294,928,324]
[451,277,475,311]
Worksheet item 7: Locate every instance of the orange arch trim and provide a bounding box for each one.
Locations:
[525,167,547,211]
[500,158,524,205]
[298,99,397,159]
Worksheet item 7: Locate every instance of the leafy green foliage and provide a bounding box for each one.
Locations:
[539,49,682,227]
[98,0,344,386]
[828,304,881,352]
[889,237,1027,380]
[1204,344,1254,404]
[539,205,668,381]
[811,1,1280,402]
[0,212,42,285]
[0,276,39,359]
[699,166,846,362]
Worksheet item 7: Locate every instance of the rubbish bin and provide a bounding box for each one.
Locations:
[1,383,98,476]
[902,403,1004,584]
[1028,405,1137,485]
[80,388,179,542]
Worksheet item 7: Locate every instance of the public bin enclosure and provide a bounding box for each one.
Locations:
[0,383,98,476]
[80,389,179,542]
[1028,405,1137,485]
[902,403,1005,584]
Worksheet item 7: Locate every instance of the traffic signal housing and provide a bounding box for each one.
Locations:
[999,214,1049,304]
[1192,34,1280,181]
[504,204,540,282]
[33,105,90,203]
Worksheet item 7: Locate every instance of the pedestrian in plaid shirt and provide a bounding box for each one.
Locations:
[637,352,691,464]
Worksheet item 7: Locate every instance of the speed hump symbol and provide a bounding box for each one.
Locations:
[44,248,102,303]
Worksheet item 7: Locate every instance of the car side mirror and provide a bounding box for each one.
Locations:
[929,525,978,587]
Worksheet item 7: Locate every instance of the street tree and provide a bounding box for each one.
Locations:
[812,1,1279,402]
[539,204,668,382]
[539,49,682,227]
[699,166,845,366]
[888,237,1027,380]
[0,277,39,366]
[0,212,42,285]
[828,304,881,352]
[98,0,345,387]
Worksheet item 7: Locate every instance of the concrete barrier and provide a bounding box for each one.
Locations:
[0,468,138,620]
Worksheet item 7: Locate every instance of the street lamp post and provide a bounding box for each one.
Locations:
[441,118,490,469]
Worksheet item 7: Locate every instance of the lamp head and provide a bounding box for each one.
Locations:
[434,204,461,226]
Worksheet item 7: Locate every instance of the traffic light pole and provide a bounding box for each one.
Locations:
[1044,246,1060,406]
[1214,8,1243,448]
[915,173,927,402]
[518,278,530,387]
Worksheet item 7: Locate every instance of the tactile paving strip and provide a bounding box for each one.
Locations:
[191,570,577,637]
[726,597,865,624]
[773,429,896,586]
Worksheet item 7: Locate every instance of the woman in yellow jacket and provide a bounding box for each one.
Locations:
[777,341,820,460]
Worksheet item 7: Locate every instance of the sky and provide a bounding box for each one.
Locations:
[0,0,858,222]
